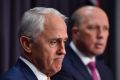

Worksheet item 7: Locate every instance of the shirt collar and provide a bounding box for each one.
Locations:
[70,41,95,65]
[20,56,48,80]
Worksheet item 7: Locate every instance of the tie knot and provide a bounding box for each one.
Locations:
[87,62,96,70]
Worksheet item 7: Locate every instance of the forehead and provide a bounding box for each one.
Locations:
[41,14,68,38]
[80,11,109,27]
[78,7,109,24]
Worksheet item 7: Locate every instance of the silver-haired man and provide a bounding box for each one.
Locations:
[1,7,68,80]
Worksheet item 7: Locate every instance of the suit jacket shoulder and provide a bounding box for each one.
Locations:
[1,59,37,80]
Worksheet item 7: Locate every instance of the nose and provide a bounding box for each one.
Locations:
[57,41,66,55]
[97,28,104,39]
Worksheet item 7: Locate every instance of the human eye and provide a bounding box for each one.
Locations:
[49,39,57,47]
[103,26,109,31]
[87,25,96,30]
[63,39,68,44]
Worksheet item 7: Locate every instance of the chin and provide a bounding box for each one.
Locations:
[52,65,62,75]
[94,50,104,55]
[55,66,61,72]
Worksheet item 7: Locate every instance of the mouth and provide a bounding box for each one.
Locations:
[53,58,64,70]
[54,57,64,65]
[55,58,64,62]
[95,43,104,49]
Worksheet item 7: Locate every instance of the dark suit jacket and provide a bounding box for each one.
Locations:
[52,44,113,80]
[1,59,38,80]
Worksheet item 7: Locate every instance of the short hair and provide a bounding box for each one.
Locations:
[18,7,67,40]
[70,11,83,28]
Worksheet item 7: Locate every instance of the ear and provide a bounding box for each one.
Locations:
[19,36,32,53]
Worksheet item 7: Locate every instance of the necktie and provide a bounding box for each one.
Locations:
[87,62,99,80]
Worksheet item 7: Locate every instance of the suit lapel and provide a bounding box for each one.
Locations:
[96,60,107,80]
[67,45,92,80]
[15,59,38,80]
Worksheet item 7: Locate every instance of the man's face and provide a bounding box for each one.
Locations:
[31,15,68,76]
[75,12,109,57]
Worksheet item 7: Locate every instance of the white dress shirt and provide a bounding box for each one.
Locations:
[70,41,101,80]
[20,56,48,80]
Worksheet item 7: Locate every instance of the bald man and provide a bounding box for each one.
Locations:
[52,6,113,80]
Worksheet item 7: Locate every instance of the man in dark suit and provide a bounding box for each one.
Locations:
[1,7,68,80]
[52,6,113,80]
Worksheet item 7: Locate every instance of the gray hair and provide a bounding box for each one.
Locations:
[19,7,67,40]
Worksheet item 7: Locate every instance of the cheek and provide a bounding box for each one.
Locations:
[32,43,54,66]
[105,33,109,42]
[80,32,95,45]
[44,48,58,67]
[46,48,64,72]
[36,47,57,73]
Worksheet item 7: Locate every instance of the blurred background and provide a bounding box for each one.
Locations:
[0,0,119,80]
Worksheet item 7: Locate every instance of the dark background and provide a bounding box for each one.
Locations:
[0,0,116,79]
